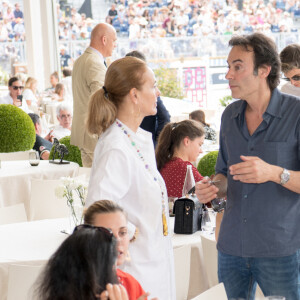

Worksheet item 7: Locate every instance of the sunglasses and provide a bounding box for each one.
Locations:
[282,75,300,82]
[73,224,113,239]
[12,86,24,90]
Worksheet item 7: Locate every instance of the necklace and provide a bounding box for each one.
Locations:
[116,120,168,236]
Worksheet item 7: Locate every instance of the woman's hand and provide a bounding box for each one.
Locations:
[99,284,129,300]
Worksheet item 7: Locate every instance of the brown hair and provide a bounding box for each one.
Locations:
[280,44,300,73]
[87,56,147,136]
[25,77,37,89]
[189,110,209,127]
[155,119,205,170]
[84,200,126,225]
[54,83,64,95]
[229,32,280,91]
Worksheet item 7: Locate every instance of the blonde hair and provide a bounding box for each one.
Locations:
[87,56,147,136]
[25,77,37,89]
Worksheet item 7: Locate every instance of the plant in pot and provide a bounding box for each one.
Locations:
[0,104,35,152]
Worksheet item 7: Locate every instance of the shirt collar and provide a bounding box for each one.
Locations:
[230,88,283,120]
[89,46,105,63]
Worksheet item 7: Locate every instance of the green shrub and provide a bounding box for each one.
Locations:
[154,66,184,99]
[219,95,232,107]
[197,151,219,177]
[0,104,35,152]
[49,135,82,166]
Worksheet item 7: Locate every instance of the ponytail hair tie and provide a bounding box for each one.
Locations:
[171,122,178,130]
[103,86,108,98]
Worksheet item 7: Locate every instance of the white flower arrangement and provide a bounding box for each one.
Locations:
[55,177,88,226]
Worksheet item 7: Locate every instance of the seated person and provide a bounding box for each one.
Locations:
[34,224,128,299]
[45,71,59,94]
[61,67,73,102]
[22,77,39,107]
[84,200,153,300]
[28,113,53,160]
[280,44,300,97]
[189,110,217,142]
[156,120,205,198]
[52,103,72,140]
[0,77,30,113]
[51,83,64,102]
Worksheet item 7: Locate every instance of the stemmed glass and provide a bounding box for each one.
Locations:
[29,150,40,166]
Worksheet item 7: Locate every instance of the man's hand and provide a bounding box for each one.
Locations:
[229,155,277,184]
[44,129,54,143]
[13,99,22,107]
[195,177,219,204]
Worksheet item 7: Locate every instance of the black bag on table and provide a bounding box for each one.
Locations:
[173,194,203,234]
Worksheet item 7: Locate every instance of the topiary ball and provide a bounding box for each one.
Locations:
[0,104,35,152]
[49,135,82,167]
[197,151,219,177]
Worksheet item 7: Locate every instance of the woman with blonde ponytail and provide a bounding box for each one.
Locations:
[86,56,175,299]
[156,119,205,198]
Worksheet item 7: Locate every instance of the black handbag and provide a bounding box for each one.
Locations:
[173,193,203,234]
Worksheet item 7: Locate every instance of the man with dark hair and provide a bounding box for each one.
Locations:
[280,43,300,97]
[0,76,30,113]
[125,50,170,146]
[28,113,53,160]
[196,33,300,299]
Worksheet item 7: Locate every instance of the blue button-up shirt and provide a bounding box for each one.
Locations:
[216,88,300,257]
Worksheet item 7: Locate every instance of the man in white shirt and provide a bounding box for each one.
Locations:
[280,44,300,98]
[52,103,72,140]
[0,76,30,113]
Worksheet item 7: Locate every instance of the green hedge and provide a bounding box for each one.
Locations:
[49,135,82,166]
[197,151,219,177]
[0,104,35,152]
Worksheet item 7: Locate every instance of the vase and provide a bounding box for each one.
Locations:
[68,204,84,233]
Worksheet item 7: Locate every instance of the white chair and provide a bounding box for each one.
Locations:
[200,235,218,288]
[0,203,27,225]
[191,283,227,300]
[0,150,31,161]
[29,179,69,221]
[77,167,91,179]
[173,244,191,300]
[7,263,44,300]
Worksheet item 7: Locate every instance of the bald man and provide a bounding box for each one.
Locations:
[70,23,117,167]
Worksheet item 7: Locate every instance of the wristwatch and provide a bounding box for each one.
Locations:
[280,168,290,185]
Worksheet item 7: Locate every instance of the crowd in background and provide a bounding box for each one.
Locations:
[0,1,25,42]
[55,0,300,42]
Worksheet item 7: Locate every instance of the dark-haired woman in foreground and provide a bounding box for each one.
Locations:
[34,225,128,300]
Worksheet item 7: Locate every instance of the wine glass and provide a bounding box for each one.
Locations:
[211,197,226,212]
[29,150,40,166]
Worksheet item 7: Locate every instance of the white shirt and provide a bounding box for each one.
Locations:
[52,125,71,140]
[22,88,38,106]
[86,121,176,300]
[61,76,73,103]
[0,93,30,113]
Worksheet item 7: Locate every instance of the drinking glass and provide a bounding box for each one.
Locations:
[211,197,226,212]
[29,150,40,166]
[201,208,216,233]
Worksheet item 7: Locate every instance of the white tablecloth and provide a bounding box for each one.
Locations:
[0,217,213,300]
[0,218,69,300]
[170,217,214,299]
[0,160,79,216]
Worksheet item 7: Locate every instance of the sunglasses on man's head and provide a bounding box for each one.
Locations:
[282,75,300,82]
[12,86,24,90]
[73,224,113,239]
